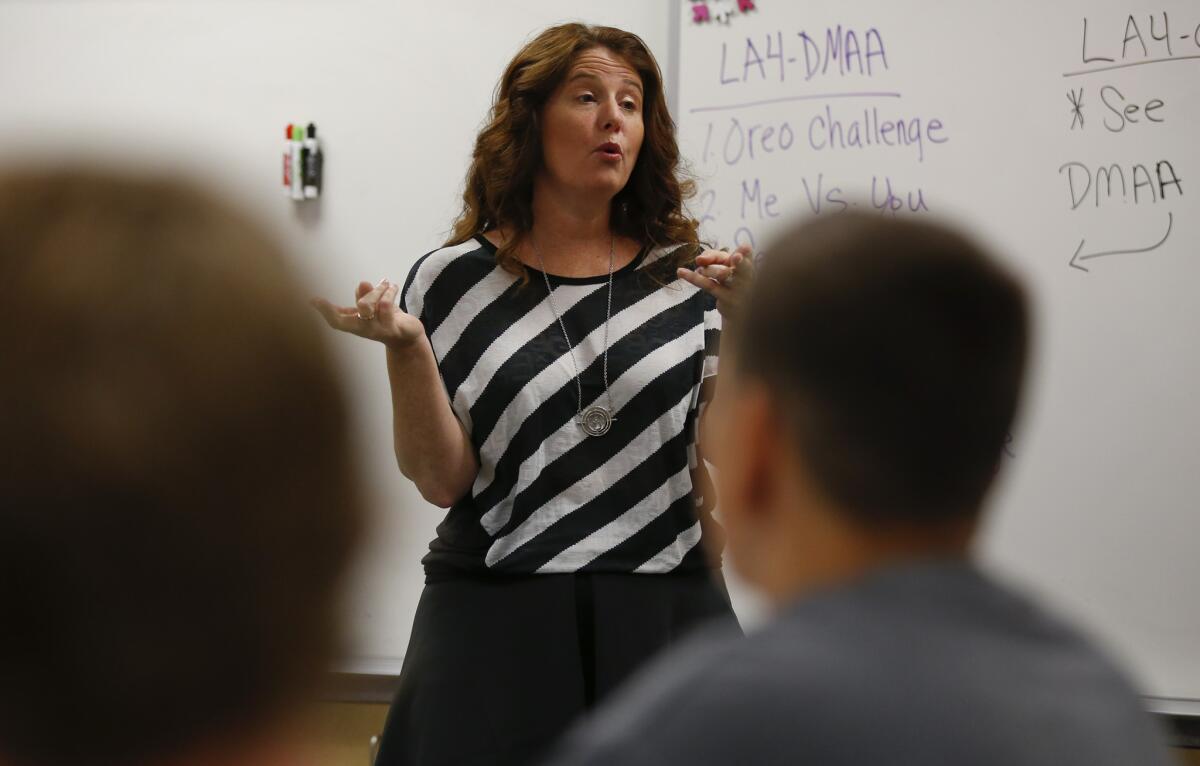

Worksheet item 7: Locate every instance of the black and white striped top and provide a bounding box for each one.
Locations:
[401,235,720,579]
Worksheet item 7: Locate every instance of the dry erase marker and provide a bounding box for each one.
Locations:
[299,125,310,199]
[290,124,304,200]
[283,124,294,195]
[303,122,322,198]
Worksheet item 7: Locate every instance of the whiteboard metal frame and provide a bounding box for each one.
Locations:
[666,0,683,119]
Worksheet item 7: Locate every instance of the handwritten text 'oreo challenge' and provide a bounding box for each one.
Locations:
[702,106,948,167]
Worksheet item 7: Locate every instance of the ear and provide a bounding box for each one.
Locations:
[725,383,780,521]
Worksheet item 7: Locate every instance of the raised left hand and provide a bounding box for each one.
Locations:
[676,243,755,320]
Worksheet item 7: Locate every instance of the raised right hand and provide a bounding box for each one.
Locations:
[311,279,425,349]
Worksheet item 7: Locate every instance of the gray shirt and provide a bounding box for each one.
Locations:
[545,558,1175,766]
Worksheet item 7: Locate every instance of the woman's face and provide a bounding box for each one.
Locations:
[538,46,645,203]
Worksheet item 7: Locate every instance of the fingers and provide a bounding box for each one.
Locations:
[376,283,400,324]
[313,278,400,340]
[677,266,735,301]
[694,249,730,267]
[311,297,357,332]
[356,280,389,320]
[696,244,754,269]
[702,249,755,284]
[734,248,756,276]
[697,263,734,282]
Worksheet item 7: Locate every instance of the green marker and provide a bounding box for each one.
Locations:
[290,124,304,200]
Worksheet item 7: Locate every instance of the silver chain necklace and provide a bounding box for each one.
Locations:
[532,235,617,437]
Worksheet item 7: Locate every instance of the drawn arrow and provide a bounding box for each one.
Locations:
[1070,212,1174,273]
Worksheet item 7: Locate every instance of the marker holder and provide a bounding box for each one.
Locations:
[283,122,323,200]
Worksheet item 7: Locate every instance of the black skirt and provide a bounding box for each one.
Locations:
[375,568,739,766]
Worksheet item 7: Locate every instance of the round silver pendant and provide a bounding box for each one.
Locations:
[579,405,614,437]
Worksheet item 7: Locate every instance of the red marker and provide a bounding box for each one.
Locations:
[283,124,294,195]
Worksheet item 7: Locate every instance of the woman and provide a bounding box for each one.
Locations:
[315,23,753,766]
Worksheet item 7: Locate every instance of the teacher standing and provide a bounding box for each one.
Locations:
[315,23,752,766]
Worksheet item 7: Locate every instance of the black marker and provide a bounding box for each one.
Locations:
[298,125,310,200]
[304,122,322,198]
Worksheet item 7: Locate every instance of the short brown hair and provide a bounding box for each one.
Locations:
[448,23,699,280]
[0,169,364,766]
[731,213,1029,523]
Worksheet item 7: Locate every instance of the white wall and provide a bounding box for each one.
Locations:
[0,0,689,672]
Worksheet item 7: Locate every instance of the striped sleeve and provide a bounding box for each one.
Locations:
[399,250,438,326]
[693,294,721,414]
[395,240,499,436]
[399,240,491,341]
[687,293,721,513]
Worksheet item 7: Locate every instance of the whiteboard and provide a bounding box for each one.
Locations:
[676,1,1200,702]
[4,0,1197,702]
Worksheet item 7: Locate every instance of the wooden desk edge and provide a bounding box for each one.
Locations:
[321,672,402,704]
[317,677,1200,749]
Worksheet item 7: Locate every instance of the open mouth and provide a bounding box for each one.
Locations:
[597,142,623,160]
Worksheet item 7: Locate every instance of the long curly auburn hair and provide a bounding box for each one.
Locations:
[446,23,700,280]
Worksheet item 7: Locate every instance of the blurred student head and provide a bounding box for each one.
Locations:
[0,169,364,766]
[708,212,1029,602]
